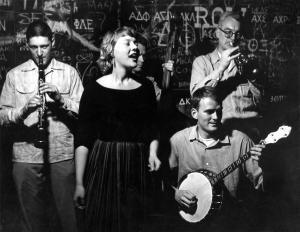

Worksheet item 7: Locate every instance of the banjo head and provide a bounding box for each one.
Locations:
[178,171,213,223]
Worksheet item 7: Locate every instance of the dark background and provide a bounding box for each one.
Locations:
[0,0,300,231]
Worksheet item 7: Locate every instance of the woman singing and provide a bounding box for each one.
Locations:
[73,26,161,232]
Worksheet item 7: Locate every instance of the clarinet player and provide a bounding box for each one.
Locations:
[0,20,83,232]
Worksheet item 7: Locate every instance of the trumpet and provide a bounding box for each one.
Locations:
[35,55,47,148]
[230,41,259,79]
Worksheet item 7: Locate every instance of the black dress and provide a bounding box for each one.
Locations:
[76,78,158,232]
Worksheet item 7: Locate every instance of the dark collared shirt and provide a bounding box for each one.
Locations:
[169,125,263,197]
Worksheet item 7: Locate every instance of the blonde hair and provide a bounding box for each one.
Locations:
[101,26,136,62]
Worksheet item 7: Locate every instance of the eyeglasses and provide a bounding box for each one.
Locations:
[218,27,241,39]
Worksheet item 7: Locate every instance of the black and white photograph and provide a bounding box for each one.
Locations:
[0,0,299,231]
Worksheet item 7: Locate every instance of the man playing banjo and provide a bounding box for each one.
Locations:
[168,86,265,231]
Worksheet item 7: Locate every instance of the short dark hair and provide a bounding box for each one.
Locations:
[218,11,241,27]
[136,32,149,48]
[26,20,53,42]
[190,86,220,110]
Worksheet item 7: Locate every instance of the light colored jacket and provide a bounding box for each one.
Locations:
[0,58,83,163]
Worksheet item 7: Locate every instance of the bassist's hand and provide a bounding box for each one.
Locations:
[162,60,174,76]
[175,189,198,209]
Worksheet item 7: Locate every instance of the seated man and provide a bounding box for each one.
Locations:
[168,86,265,231]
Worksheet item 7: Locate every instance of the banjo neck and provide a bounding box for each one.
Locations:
[210,150,253,185]
[210,125,292,185]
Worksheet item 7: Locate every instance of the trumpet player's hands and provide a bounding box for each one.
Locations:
[219,46,240,71]
[39,82,63,104]
[175,189,198,209]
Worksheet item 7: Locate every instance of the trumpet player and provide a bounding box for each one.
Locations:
[190,11,264,141]
[0,20,83,232]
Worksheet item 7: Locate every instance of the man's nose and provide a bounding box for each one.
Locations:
[37,47,43,57]
[212,112,219,120]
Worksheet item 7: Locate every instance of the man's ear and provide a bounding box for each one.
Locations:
[191,108,198,120]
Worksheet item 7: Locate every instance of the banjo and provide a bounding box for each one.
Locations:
[178,125,292,223]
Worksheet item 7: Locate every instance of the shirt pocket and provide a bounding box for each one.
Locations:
[52,71,71,95]
[15,78,35,94]
[57,83,70,95]
[15,77,36,107]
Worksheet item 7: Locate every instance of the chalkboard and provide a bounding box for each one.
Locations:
[121,0,299,113]
[1,1,300,231]
[0,0,120,88]
[1,0,299,96]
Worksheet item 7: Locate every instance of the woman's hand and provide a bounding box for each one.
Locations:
[73,184,86,209]
[148,153,161,172]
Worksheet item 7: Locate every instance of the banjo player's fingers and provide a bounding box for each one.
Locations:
[250,149,261,156]
[180,199,190,208]
[185,191,197,200]
[183,196,196,206]
[251,155,259,161]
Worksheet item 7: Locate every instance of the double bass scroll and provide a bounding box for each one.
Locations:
[161,11,180,90]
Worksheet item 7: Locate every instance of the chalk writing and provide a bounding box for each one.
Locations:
[0,0,297,97]
[270,95,287,103]
[44,0,78,15]
[272,15,289,24]
[178,97,191,106]
[0,0,11,7]
[17,12,43,25]
[0,20,6,31]
[86,0,113,11]
[22,0,38,10]
[251,14,267,23]
[74,19,94,31]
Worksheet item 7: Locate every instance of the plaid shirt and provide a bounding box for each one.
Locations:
[0,59,83,163]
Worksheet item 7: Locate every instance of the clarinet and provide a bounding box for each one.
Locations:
[35,55,47,148]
